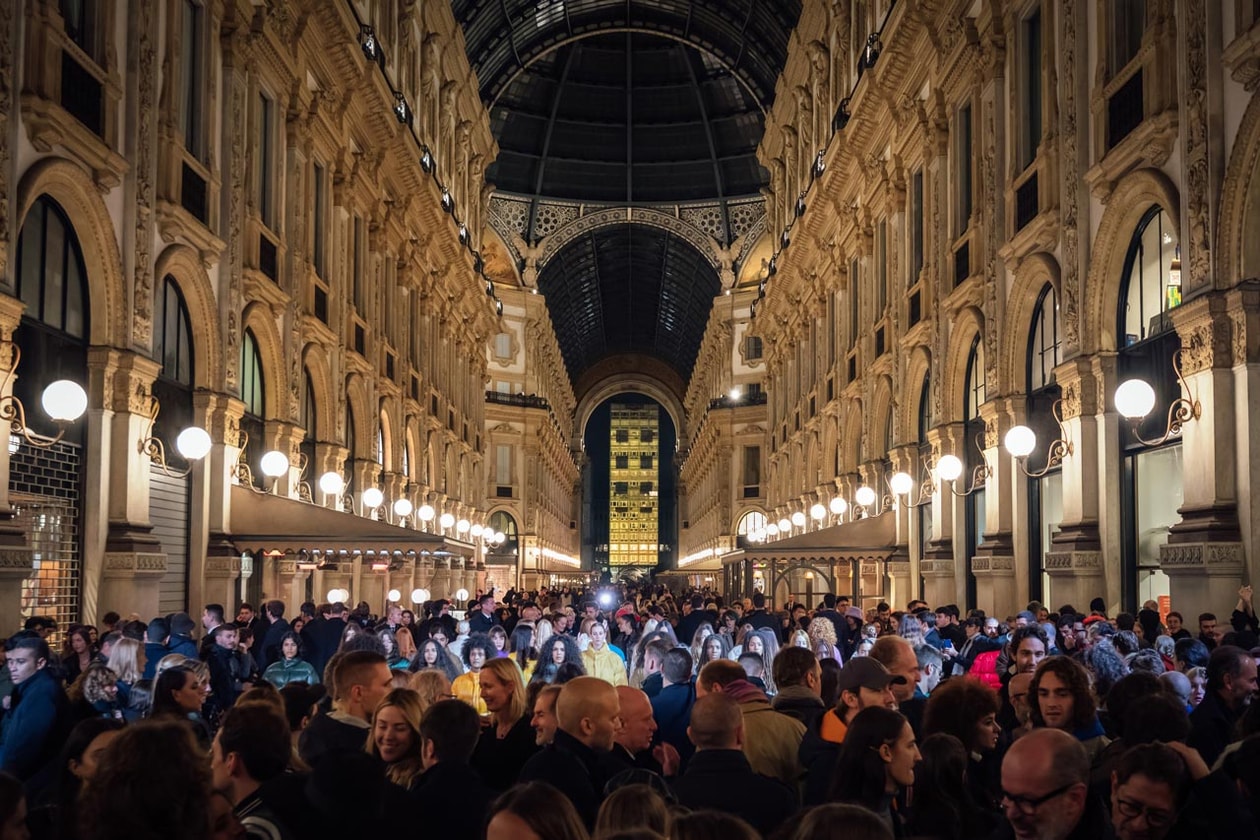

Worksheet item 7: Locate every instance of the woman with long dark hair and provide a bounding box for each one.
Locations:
[486,781,588,840]
[528,635,585,686]
[150,665,211,750]
[903,733,999,840]
[829,707,919,836]
[262,632,319,688]
[508,625,538,680]
[27,717,124,840]
[410,637,462,682]
[921,676,1004,809]
[61,627,96,685]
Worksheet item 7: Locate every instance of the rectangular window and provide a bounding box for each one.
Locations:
[180,0,204,160]
[875,220,887,321]
[640,455,653,469]
[910,169,924,286]
[60,0,97,59]
[352,216,365,312]
[743,445,761,489]
[312,164,326,278]
[614,482,629,495]
[640,429,655,443]
[1108,0,1146,76]
[615,430,629,443]
[848,258,860,345]
[1019,9,1043,171]
[640,482,654,495]
[615,455,629,469]
[744,335,763,360]
[956,103,973,235]
[258,93,275,227]
[494,332,512,359]
[495,445,512,485]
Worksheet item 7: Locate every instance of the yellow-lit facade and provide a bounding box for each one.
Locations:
[609,405,660,568]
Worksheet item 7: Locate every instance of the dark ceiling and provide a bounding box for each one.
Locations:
[450,0,802,385]
[488,33,766,205]
[536,224,720,379]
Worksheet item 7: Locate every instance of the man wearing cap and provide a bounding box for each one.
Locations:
[799,657,904,805]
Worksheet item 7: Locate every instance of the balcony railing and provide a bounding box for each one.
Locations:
[486,391,551,410]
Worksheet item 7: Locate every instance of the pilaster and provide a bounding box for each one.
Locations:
[189,392,245,622]
[972,399,1018,615]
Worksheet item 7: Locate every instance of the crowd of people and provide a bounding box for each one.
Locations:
[2,582,1260,839]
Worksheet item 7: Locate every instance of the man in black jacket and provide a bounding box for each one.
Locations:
[467,595,499,634]
[212,702,295,839]
[1188,644,1257,767]
[676,595,717,646]
[518,676,622,828]
[770,647,826,732]
[300,602,347,679]
[814,594,846,643]
[410,700,493,840]
[670,692,797,836]
[204,624,250,715]
[737,592,778,634]
[298,651,392,767]
[257,599,291,672]
[0,635,69,797]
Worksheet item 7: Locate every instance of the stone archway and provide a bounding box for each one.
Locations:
[154,244,224,389]
[1219,88,1260,285]
[575,369,687,450]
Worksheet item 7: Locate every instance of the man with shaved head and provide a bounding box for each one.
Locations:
[518,676,622,828]
[670,693,797,836]
[996,727,1100,840]
[613,685,678,776]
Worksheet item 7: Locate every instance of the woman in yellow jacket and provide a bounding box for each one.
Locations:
[582,621,627,686]
[451,633,497,716]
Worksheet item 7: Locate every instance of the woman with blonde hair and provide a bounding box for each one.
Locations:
[395,624,417,662]
[582,620,628,686]
[594,784,670,840]
[471,657,539,792]
[367,688,426,790]
[407,669,454,716]
[106,637,144,705]
[807,617,843,664]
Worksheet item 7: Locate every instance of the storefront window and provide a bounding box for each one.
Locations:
[1131,444,1182,605]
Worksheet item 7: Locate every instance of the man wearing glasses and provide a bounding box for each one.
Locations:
[997,728,1101,840]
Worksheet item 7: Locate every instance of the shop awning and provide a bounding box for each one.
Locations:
[227,484,475,558]
[721,511,899,566]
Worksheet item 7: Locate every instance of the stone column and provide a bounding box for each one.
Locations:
[922,424,963,608]
[264,422,306,499]
[1161,294,1246,618]
[890,445,921,604]
[1044,357,1108,609]
[202,555,242,614]
[89,349,168,620]
[0,296,35,631]
[971,399,1019,615]
[190,393,245,623]
[275,560,309,615]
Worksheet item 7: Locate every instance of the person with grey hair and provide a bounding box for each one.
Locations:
[915,644,944,698]
[1128,648,1168,676]
[1160,670,1193,711]
[996,728,1101,839]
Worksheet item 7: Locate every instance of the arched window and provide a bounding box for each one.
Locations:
[737,510,767,544]
[917,375,932,442]
[240,330,264,416]
[1029,284,1061,391]
[17,196,88,340]
[376,421,385,468]
[489,510,519,556]
[402,431,412,480]
[300,370,316,437]
[1120,207,1180,345]
[964,336,985,420]
[156,276,193,386]
[345,403,357,461]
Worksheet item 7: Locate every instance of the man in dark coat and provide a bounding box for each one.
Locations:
[649,647,696,770]
[675,595,717,646]
[142,618,170,680]
[204,624,250,715]
[409,700,493,840]
[300,602,347,679]
[166,612,199,659]
[257,599,292,672]
[467,595,500,634]
[298,651,392,767]
[0,635,70,797]
[518,676,622,828]
[813,593,847,643]
[737,592,778,634]
[1188,645,1257,767]
[670,693,797,836]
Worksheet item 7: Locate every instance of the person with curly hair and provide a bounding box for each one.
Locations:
[410,636,463,682]
[696,632,732,674]
[530,634,585,686]
[366,688,426,790]
[1079,639,1129,703]
[67,662,123,721]
[1030,655,1110,761]
[808,617,843,665]
[452,633,498,715]
[61,626,97,686]
[921,677,1004,809]
[76,719,214,840]
[904,733,1000,840]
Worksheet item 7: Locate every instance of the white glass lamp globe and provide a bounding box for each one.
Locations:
[855,485,877,507]
[175,427,212,461]
[456,518,470,533]
[470,523,484,538]
[41,380,88,423]
[439,512,456,529]
[791,511,807,528]
[410,588,429,605]
[455,588,469,601]
[393,498,413,518]
[777,517,792,532]
[728,387,742,401]
[1004,426,1037,459]
[318,471,344,496]
[493,531,506,544]
[765,522,780,536]
[936,454,964,483]
[1115,379,1157,420]
[327,588,348,604]
[260,450,290,478]
[810,503,827,521]
[417,504,436,522]
[829,496,848,515]
[889,471,915,497]
[362,487,384,509]
[387,589,401,602]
